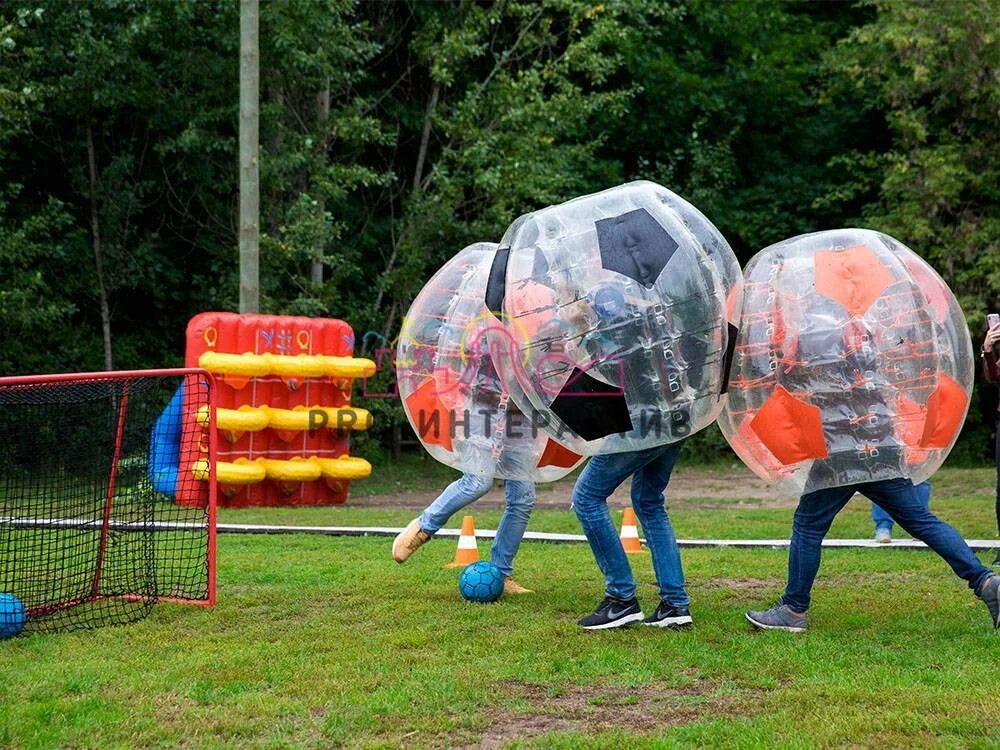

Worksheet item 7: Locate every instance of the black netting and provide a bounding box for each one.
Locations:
[0,372,214,634]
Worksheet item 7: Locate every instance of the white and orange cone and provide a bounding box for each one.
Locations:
[620,507,646,554]
[443,515,480,568]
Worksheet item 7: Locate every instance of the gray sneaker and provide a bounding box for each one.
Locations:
[979,574,1000,629]
[746,600,808,633]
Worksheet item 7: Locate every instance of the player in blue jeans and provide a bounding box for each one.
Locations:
[747,477,1000,632]
[392,473,536,594]
[572,442,691,630]
[872,479,931,543]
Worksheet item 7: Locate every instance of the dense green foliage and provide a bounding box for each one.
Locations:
[1,0,998,459]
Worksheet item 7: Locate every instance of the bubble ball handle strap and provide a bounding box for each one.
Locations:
[490,391,510,460]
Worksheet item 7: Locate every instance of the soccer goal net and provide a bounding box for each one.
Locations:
[0,369,216,634]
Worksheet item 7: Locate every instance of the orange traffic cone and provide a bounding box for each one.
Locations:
[620,507,646,554]
[443,515,480,568]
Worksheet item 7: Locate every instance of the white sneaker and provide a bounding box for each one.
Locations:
[874,528,891,544]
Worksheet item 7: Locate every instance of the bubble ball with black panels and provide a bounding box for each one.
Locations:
[718,228,973,496]
[489,180,743,455]
[396,242,584,481]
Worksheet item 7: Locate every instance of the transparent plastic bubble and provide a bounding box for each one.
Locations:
[492,181,743,455]
[718,228,974,495]
[397,242,584,480]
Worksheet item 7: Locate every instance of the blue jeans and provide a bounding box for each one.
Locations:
[872,479,931,532]
[784,477,992,612]
[419,474,535,577]
[571,442,688,606]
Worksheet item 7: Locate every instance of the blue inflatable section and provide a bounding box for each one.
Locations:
[149,383,185,496]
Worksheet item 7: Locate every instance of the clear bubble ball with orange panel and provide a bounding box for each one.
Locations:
[396,242,584,481]
[719,228,973,496]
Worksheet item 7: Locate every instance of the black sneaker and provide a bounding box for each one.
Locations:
[643,601,692,628]
[979,574,1000,629]
[992,553,1000,568]
[578,596,644,630]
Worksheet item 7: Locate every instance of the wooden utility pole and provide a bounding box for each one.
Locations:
[239,0,260,313]
[86,126,114,370]
[312,76,330,287]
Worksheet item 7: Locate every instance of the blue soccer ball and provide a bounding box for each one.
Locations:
[458,561,504,603]
[0,593,26,639]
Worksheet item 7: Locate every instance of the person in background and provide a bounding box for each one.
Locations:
[872,480,931,543]
[981,314,1000,566]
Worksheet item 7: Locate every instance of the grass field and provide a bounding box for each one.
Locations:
[1,466,998,748]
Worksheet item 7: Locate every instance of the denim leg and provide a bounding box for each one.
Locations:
[630,443,689,607]
[875,480,929,533]
[783,485,855,612]
[914,480,932,508]
[572,451,650,600]
[418,472,494,534]
[489,480,536,577]
[871,502,894,533]
[860,478,992,594]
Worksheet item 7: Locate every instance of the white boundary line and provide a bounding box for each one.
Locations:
[213,525,1000,551]
[4,518,999,550]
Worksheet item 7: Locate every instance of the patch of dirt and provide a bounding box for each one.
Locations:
[354,466,791,511]
[470,678,762,748]
[817,570,924,586]
[144,692,199,730]
[696,577,784,591]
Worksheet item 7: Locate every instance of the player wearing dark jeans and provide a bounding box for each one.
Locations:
[571,442,692,630]
[981,325,1000,566]
[746,478,1000,631]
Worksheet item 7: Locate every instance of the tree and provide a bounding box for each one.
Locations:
[823,0,1000,461]
[255,0,388,319]
[1,0,994,462]
[359,0,651,341]
[826,0,1000,326]
[0,1,240,372]
[601,0,874,262]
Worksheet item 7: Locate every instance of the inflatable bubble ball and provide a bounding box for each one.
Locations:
[397,242,584,481]
[489,180,743,455]
[718,228,973,496]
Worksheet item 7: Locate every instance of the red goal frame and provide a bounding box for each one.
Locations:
[0,367,218,609]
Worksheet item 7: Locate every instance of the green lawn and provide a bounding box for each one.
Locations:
[1,468,998,748]
[218,465,1000,542]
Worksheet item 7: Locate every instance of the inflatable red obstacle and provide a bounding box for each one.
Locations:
[179,312,376,507]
